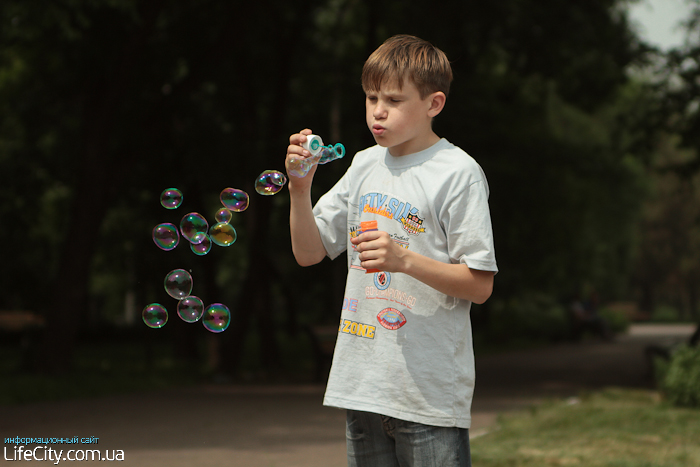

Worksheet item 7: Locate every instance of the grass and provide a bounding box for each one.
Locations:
[0,327,322,405]
[0,339,202,405]
[471,388,700,467]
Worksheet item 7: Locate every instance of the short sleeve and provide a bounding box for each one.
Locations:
[313,171,351,260]
[441,172,498,273]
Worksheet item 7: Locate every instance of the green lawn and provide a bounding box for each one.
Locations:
[471,388,700,467]
[0,340,201,405]
[0,329,319,405]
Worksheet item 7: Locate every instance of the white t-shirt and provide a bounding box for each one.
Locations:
[313,138,498,428]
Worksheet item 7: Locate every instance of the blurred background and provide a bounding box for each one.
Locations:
[1,0,700,401]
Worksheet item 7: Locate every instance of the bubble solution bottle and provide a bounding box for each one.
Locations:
[359,220,381,274]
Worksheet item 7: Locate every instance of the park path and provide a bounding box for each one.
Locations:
[0,323,694,467]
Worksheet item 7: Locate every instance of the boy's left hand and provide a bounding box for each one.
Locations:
[353,228,494,303]
[351,230,407,273]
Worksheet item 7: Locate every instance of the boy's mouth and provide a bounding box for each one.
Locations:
[371,124,386,136]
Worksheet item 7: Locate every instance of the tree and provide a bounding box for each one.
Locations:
[0,0,662,375]
[631,0,700,319]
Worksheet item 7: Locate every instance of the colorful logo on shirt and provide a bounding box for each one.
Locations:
[342,297,358,312]
[377,308,407,330]
[339,319,376,339]
[400,213,425,235]
[358,192,426,236]
[374,271,391,290]
[365,286,417,309]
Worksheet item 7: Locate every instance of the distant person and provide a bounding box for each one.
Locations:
[284,35,498,466]
[570,290,612,341]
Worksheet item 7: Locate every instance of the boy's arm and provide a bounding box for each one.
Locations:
[286,129,328,267]
[352,231,494,304]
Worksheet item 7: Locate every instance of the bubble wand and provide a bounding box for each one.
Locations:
[287,134,345,178]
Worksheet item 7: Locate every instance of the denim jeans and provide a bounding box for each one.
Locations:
[346,410,471,467]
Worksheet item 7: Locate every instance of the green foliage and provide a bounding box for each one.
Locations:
[661,344,700,408]
[651,304,681,323]
[598,306,630,334]
[0,339,201,405]
[486,293,569,343]
[0,0,669,372]
[634,2,700,315]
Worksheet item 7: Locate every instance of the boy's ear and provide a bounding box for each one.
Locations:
[427,91,446,118]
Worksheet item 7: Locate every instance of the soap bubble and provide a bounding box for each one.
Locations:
[202,303,231,333]
[215,207,233,224]
[160,188,183,209]
[319,143,346,164]
[220,188,249,212]
[190,234,212,256]
[180,212,209,244]
[152,223,180,251]
[164,268,193,300]
[210,222,237,247]
[288,136,346,177]
[142,303,168,328]
[287,154,320,178]
[255,170,287,195]
[177,295,204,323]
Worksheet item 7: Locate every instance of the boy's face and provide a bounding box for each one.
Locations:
[365,78,442,157]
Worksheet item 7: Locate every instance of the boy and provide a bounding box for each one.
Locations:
[285,35,497,467]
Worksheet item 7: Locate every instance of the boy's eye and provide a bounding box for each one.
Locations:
[367,96,378,103]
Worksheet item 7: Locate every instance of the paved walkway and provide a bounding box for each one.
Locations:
[0,323,694,466]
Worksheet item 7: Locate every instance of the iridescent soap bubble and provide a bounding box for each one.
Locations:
[190,234,212,256]
[160,188,183,209]
[210,222,237,247]
[142,303,168,328]
[152,223,180,251]
[287,154,320,178]
[202,303,231,333]
[287,135,346,177]
[220,188,249,212]
[215,207,233,224]
[255,170,287,195]
[177,295,204,323]
[164,268,193,300]
[318,143,346,164]
[180,212,209,244]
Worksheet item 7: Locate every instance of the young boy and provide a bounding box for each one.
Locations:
[285,35,497,467]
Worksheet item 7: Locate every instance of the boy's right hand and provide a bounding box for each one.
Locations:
[286,128,318,192]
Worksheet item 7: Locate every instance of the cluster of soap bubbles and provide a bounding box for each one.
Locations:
[142,169,288,333]
[142,269,231,333]
[151,170,288,256]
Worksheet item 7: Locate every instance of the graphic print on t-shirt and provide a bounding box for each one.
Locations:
[339,318,376,339]
[357,192,426,236]
[376,307,406,330]
[349,192,425,272]
[362,271,417,312]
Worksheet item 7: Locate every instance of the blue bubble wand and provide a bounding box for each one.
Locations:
[287,134,345,177]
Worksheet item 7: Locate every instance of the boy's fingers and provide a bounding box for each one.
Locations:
[290,129,313,145]
[287,145,310,158]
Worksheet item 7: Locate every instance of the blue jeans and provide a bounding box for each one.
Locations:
[346,410,471,467]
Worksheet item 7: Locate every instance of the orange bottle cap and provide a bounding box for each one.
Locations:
[360,220,378,230]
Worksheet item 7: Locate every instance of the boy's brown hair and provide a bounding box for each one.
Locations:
[362,35,453,99]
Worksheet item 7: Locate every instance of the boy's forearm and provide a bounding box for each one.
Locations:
[401,251,494,304]
[289,187,327,267]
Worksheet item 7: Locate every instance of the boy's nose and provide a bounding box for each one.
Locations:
[373,104,387,119]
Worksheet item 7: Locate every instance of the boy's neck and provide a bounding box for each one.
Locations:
[388,130,441,157]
